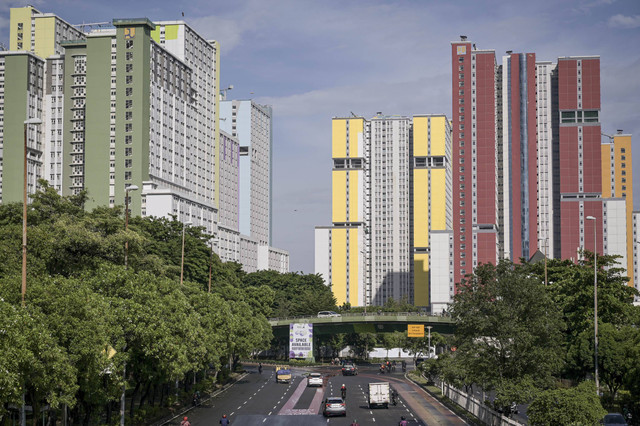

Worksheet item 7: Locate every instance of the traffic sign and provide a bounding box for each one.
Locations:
[407,324,425,337]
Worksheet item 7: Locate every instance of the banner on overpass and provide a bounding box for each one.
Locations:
[289,323,313,358]
[407,324,425,337]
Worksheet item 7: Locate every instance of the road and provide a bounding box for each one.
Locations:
[165,364,467,425]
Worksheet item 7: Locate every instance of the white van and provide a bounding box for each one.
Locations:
[317,311,341,318]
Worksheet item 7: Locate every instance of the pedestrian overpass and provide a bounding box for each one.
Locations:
[268,313,455,338]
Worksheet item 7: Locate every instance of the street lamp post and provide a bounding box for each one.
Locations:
[427,326,433,358]
[124,185,139,270]
[22,118,42,308]
[586,215,599,395]
[180,221,192,285]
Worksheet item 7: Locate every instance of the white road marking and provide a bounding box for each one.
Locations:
[268,411,272,415]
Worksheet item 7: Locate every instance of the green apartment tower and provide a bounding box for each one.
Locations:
[1,7,221,236]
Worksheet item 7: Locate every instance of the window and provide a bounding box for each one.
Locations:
[126,75,133,84]
[125,148,132,156]
[126,63,133,72]
[125,123,132,132]
[126,51,133,61]
[125,159,132,168]
[125,100,133,109]
[126,39,133,49]
[125,171,132,181]
[126,87,133,96]
[126,111,132,120]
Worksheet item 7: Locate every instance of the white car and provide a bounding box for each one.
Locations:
[307,373,323,387]
[317,311,341,318]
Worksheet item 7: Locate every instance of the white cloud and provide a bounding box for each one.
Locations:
[607,14,640,28]
[189,15,243,51]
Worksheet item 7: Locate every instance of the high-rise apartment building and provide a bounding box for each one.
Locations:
[1,7,289,274]
[219,100,289,273]
[535,60,557,259]
[316,114,452,310]
[1,6,84,202]
[58,18,220,235]
[412,115,453,311]
[220,100,273,245]
[556,56,603,261]
[450,40,499,286]
[602,132,634,285]
[217,130,241,263]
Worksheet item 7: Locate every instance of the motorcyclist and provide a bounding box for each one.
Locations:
[341,384,347,399]
[401,360,407,372]
[350,419,360,426]
[220,414,230,425]
[180,416,191,426]
[192,390,200,406]
[380,364,385,374]
[398,415,408,426]
[258,363,263,374]
[391,388,398,405]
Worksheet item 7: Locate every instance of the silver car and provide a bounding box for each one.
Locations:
[323,397,346,417]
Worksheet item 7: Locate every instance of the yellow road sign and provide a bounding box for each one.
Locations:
[407,324,425,338]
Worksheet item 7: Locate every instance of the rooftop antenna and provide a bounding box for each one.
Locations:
[506,50,513,55]
[460,35,467,41]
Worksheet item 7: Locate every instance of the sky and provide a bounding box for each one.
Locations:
[2,0,639,274]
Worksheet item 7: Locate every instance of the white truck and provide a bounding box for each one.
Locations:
[368,382,390,409]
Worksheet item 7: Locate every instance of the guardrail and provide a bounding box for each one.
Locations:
[268,311,452,322]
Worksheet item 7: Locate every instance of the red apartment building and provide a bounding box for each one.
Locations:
[557,57,603,260]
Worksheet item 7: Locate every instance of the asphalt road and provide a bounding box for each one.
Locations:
[165,364,467,425]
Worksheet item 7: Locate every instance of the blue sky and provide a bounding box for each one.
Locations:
[2,0,639,273]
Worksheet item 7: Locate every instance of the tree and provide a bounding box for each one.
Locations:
[449,260,565,392]
[526,252,639,380]
[597,322,640,400]
[528,381,606,426]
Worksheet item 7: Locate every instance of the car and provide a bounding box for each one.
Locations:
[307,372,323,387]
[317,311,341,318]
[341,364,358,376]
[603,413,628,426]
[322,397,346,417]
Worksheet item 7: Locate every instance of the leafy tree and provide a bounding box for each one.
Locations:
[598,322,640,400]
[382,331,406,358]
[526,252,638,380]
[449,260,565,392]
[345,332,378,359]
[527,381,606,426]
[0,297,77,425]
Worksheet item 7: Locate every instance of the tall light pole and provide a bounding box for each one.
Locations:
[586,215,599,395]
[427,326,433,358]
[124,185,139,269]
[22,117,42,308]
[180,221,192,285]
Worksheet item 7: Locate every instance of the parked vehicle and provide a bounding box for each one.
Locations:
[342,364,358,376]
[368,382,390,409]
[307,372,323,387]
[323,397,346,417]
[317,311,341,318]
[603,413,628,426]
[275,366,291,384]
